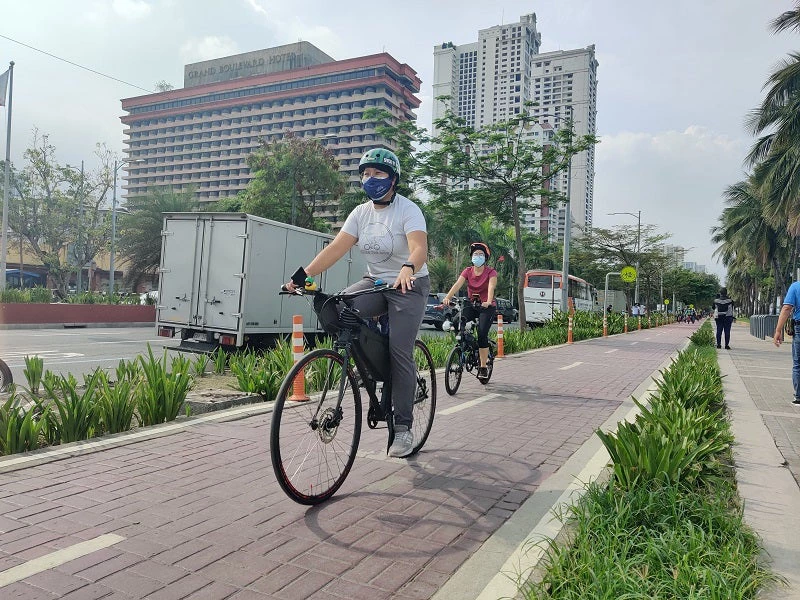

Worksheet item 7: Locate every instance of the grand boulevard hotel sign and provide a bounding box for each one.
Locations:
[183,42,334,88]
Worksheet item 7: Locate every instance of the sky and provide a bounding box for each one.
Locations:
[1,0,798,281]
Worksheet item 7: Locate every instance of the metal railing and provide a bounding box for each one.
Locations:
[750,314,779,340]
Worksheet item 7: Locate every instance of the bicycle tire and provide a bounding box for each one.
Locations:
[0,358,11,392]
[444,345,463,396]
[270,348,362,505]
[411,339,436,454]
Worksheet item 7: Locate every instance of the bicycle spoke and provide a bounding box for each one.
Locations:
[271,349,362,504]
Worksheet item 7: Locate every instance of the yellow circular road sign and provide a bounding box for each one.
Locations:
[620,266,637,283]
[664,299,670,305]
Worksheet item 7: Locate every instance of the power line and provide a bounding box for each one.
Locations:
[0,33,154,93]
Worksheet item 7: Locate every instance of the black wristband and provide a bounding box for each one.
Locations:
[402,262,415,272]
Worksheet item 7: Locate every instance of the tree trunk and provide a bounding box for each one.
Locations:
[510,193,528,331]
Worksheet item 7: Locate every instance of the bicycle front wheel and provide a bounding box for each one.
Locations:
[444,345,463,396]
[411,339,436,454]
[270,348,362,505]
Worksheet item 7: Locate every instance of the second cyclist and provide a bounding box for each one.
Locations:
[440,242,497,382]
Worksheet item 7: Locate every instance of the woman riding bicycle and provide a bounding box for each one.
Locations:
[440,242,497,382]
[284,147,429,458]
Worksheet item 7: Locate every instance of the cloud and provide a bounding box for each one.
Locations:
[180,36,241,63]
[243,0,343,57]
[593,126,749,278]
[111,0,152,20]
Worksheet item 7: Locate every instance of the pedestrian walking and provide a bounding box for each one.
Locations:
[774,281,800,404]
[713,287,735,349]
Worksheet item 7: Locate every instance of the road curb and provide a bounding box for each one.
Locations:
[0,399,275,474]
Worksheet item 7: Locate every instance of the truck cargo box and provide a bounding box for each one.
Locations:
[156,213,366,349]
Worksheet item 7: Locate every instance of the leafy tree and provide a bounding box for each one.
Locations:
[2,131,113,295]
[239,133,345,232]
[116,186,199,289]
[153,80,174,92]
[418,101,596,329]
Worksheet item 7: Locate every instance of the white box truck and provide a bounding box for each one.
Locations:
[155,213,366,350]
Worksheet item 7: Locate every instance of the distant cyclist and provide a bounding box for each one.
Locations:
[439,242,497,382]
[284,147,429,458]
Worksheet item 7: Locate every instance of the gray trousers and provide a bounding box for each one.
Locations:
[343,276,430,429]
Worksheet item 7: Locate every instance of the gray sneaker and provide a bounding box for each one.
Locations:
[388,425,414,458]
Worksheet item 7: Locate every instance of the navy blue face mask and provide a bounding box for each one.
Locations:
[362,176,394,201]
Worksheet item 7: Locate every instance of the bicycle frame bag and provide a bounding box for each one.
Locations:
[314,293,341,335]
[357,325,391,382]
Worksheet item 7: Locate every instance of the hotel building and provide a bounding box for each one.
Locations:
[120,42,421,226]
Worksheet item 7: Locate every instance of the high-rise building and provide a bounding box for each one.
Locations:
[120,42,421,227]
[432,14,598,241]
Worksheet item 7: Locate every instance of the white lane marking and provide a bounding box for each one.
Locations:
[740,375,793,381]
[604,349,618,354]
[0,534,125,587]
[630,342,639,345]
[438,393,500,415]
[558,362,583,371]
[3,351,83,358]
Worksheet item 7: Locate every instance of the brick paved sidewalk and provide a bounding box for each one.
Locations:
[0,322,698,600]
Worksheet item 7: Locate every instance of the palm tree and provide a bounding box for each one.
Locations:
[746,2,800,231]
[711,177,790,303]
[116,187,199,289]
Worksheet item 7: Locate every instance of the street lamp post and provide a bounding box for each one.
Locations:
[608,210,641,304]
[109,158,142,298]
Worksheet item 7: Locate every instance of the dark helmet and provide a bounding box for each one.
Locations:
[358,148,401,182]
[469,241,491,258]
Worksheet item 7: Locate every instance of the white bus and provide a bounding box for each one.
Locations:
[524,269,598,325]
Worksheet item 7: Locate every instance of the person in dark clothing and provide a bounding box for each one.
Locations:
[713,287,735,349]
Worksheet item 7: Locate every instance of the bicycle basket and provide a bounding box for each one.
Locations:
[313,294,341,335]
[357,325,391,382]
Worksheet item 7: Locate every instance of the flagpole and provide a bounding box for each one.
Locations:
[0,61,13,292]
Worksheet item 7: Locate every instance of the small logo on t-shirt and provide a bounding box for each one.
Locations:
[360,222,393,263]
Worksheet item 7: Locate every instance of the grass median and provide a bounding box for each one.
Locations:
[521,321,777,598]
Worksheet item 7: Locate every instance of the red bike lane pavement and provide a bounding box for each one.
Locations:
[0,322,698,600]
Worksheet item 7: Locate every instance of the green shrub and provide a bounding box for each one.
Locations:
[212,347,227,374]
[0,288,27,303]
[23,355,45,395]
[0,392,48,455]
[597,397,732,489]
[526,479,775,598]
[228,349,280,398]
[192,354,210,378]
[29,287,52,303]
[41,372,100,444]
[95,369,139,435]
[689,320,716,346]
[136,345,193,426]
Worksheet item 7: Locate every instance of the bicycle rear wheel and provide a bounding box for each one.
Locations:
[270,348,362,505]
[444,345,463,396]
[411,339,436,454]
[480,343,496,385]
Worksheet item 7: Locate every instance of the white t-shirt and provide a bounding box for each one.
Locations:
[341,194,429,281]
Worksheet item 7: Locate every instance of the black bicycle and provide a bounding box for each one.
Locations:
[271,283,437,505]
[443,298,497,395]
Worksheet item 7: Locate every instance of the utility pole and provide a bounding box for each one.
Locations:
[76,160,84,293]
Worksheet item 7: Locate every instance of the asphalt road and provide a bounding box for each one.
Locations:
[0,321,520,387]
[0,326,181,385]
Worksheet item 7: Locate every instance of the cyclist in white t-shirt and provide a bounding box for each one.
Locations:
[284,148,429,458]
